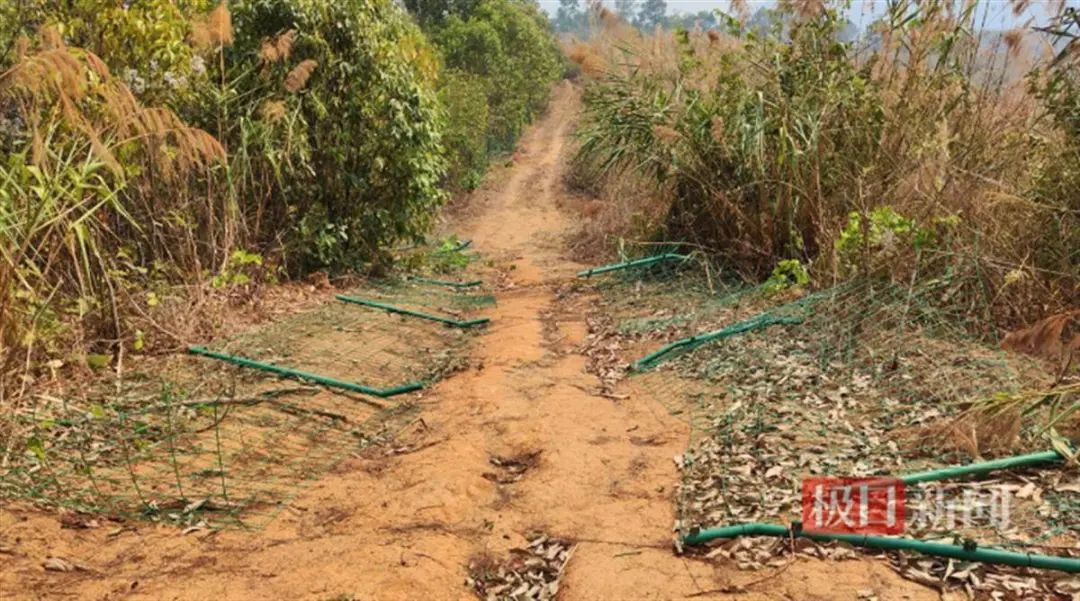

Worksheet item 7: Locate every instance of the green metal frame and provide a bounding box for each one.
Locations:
[633,314,803,371]
[681,448,1080,572]
[901,450,1064,484]
[632,287,849,371]
[187,346,424,397]
[577,253,690,278]
[406,275,483,289]
[682,523,1080,572]
[335,295,490,328]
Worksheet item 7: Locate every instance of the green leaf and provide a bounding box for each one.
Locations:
[26,437,46,462]
[86,353,112,370]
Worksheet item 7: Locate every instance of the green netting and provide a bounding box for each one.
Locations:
[586,266,1078,564]
[1,278,491,528]
[206,285,486,390]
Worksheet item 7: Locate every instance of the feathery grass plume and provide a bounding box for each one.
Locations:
[595,4,620,30]
[275,30,295,61]
[730,0,749,21]
[260,100,287,123]
[2,40,225,178]
[259,40,279,64]
[284,59,317,93]
[259,30,295,65]
[39,24,63,50]
[191,2,234,51]
[652,125,680,143]
[208,2,234,47]
[1003,27,1024,59]
[710,115,725,144]
[788,0,825,19]
[567,41,606,76]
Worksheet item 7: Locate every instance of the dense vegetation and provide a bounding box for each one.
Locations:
[409,0,563,190]
[0,0,560,398]
[568,1,1079,329]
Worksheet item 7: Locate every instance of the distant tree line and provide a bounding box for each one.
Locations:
[553,1,857,41]
[555,0,679,34]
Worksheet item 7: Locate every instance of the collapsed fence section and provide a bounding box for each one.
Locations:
[581,263,1079,593]
[1,278,493,528]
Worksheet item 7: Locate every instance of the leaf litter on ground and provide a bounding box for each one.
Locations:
[584,275,1080,598]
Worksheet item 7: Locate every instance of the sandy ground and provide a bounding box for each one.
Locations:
[0,83,937,601]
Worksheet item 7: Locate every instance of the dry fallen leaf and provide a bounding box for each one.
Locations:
[43,557,78,572]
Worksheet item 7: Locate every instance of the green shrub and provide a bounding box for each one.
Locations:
[227,0,447,273]
[0,0,450,394]
[421,0,561,160]
[764,259,809,294]
[439,69,490,191]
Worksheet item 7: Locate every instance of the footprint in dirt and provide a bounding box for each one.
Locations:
[482,449,542,485]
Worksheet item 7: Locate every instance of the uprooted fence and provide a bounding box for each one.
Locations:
[582,256,1079,591]
[0,277,493,528]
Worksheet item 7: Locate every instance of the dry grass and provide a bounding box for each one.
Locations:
[259,30,296,65]
[568,0,1078,328]
[190,1,234,51]
[0,30,230,401]
[564,165,672,260]
[284,59,317,93]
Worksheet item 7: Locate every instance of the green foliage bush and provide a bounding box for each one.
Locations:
[227,0,447,272]
[439,69,490,191]
[0,0,458,393]
[413,0,561,189]
[764,259,809,294]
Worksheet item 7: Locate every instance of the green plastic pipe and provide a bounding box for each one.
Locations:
[902,450,1065,484]
[407,275,483,288]
[682,448,1079,571]
[632,287,847,371]
[633,314,804,371]
[452,238,472,251]
[187,346,423,397]
[577,253,690,278]
[681,523,1080,572]
[335,295,490,328]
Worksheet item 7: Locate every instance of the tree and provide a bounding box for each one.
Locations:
[614,0,635,22]
[667,9,718,31]
[635,0,666,30]
[554,0,584,33]
[402,0,481,27]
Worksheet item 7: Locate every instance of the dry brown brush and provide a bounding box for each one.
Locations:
[568,0,1078,328]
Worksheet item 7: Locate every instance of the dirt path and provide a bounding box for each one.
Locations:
[1,83,934,601]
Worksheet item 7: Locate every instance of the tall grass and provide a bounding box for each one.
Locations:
[0,32,226,399]
[569,0,1078,329]
[0,0,451,400]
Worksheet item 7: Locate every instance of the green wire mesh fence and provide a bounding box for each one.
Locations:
[1,278,493,529]
[584,263,1079,589]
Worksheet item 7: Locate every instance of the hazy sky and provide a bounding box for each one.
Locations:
[536,0,1075,31]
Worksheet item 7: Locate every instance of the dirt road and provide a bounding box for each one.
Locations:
[0,83,933,600]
